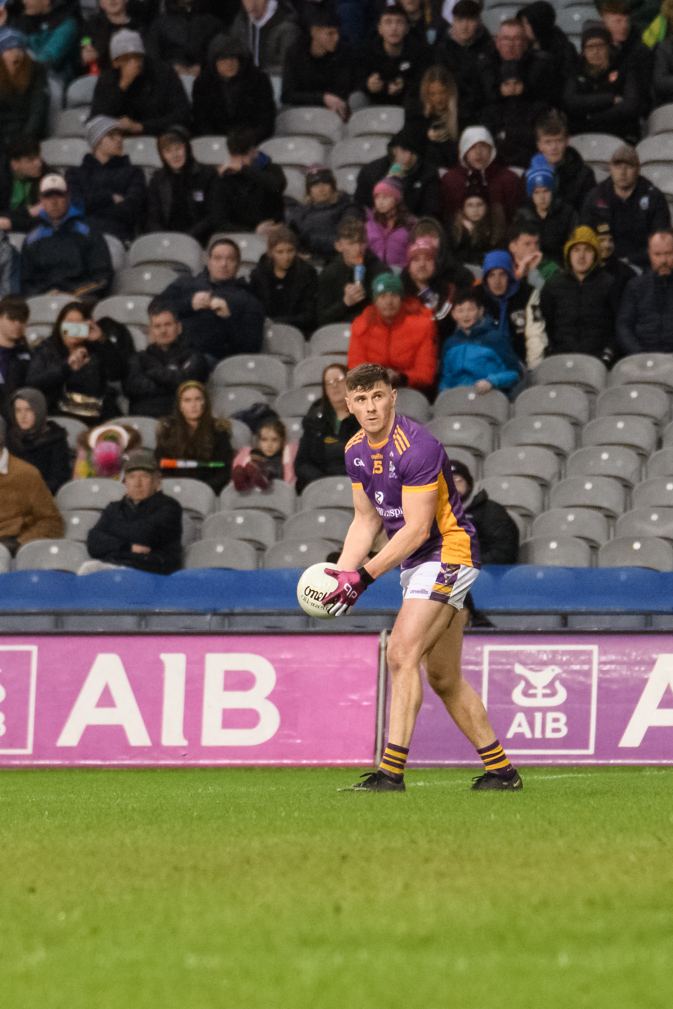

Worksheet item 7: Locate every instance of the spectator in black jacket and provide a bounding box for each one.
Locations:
[281,6,353,121]
[162,236,265,364]
[146,127,219,244]
[191,35,275,143]
[653,28,673,107]
[595,220,637,306]
[517,1,577,108]
[124,298,208,417]
[286,164,354,257]
[65,116,147,244]
[90,29,191,136]
[563,22,639,143]
[405,64,459,170]
[489,18,555,104]
[20,173,113,298]
[6,386,70,493]
[451,460,519,565]
[357,2,428,107]
[541,226,615,363]
[226,0,300,76]
[535,110,596,213]
[248,225,318,336]
[81,0,144,73]
[85,448,182,575]
[156,379,233,493]
[316,215,385,326]
[355,126,441,218]
[0,136,52,233]
[598,0,653,119]
[0,294,31,420]
[146,0,223,77]
[581,145,671,269]
[213,127,285,233]
[295,361,360,494]
[479,59,547,169]
[617,231,673,355]
[518,154,577,264]
[434,0,495,129]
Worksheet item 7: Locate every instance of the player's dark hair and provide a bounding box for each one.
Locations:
[346,363,392,392]
[452,287,483,309]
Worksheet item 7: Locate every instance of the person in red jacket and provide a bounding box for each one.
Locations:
[347,272,438,396]
[440,125,524,228]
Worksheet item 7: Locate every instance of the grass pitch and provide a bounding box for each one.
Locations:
[1,767,672,1009]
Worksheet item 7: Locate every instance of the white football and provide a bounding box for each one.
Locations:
[297,562,339,619]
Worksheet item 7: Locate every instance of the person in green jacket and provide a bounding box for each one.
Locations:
[18,0,79,85]
[642,0,673,44]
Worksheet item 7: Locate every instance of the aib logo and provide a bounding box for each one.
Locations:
[0,646,37,755]
[483,645,598,755]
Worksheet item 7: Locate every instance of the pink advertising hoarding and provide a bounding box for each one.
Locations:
[0,636,380,767]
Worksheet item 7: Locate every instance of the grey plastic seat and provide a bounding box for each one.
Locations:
[184,538,258,570]
[662,420,673,448]
[113,265,179,297]
[636,132,673,165]
[49,415,87,451]
[107,416,158,450]
[161,478,216,518]
[500,415,576,456]
[482,6,521,34]
[518,536,592,567]
[56,478,125,512]
[27,293,78,325]
[128,233,204,273]
[309,323,351,357]
[641,163,673,194]
[334,167,358,195]
[647,447,673,478]
[476,476,543,516]
[228,418,252,450]
[282,416,303,442]
[581,416,657,457]
[293,356,337,389]
[211,386,268,416]
[54,107,89,137]
[203,509,277,550]
[647,103,673,135]
[263,324,305,365]
[40,137,89,169]
[532,354,607,393]
[427,416,494,459]
[62,509,101,542]
[347,105,404,137]
[276,106,344,143]
[557,6,594,37]
[15,539,89,573]
[394,388,431,424]
[220,480,296,518]
[550,476,625,516]
[300,475,353,511]
[210,232,266,265]
[211,354,288,395]
[433,386,510,424]
[483,446,560,487]
[608,353,673,392]
[443,445,479,477]
[123,136,161,169]
[513,384,591,425]
[632,477,673,508]
[93,295,151,328]
[531,507,609,547]
[283,508,352,546]
[616,507,673,541]
[566,445,641,487]
[264,538,334,568]
[568,133,623,167]
[25,323,51,346]
[274,387,321,416]
[66,74,96,107]
[596,384,670,423]
[260,136,326,168]
[190,135,228,164]
[330,135,388,169]
[598,536,673,571]
[104,233,126,272]
[0,542,11,574]
[281,167,306,203]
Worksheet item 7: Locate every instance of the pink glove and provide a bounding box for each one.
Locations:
[323,567,375,617]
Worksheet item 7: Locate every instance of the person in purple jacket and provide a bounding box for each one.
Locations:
[365,170,416,269]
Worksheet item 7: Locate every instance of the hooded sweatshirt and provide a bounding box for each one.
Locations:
[191,36,276,141]
[440,126,524,225]
[5,386,71,494]
[226,0,300,75]
[439,314,522,394]
[481,249,548,370]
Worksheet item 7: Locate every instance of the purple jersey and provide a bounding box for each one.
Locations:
[345,414,481,571]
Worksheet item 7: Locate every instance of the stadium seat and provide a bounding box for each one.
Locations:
[334,167,358,195]
[299,475,353,511]
[292,356,336,389]
[636,132,673,165]
[531,353,607,393]
[282,167,307,203]
[632,477,673,508]
[220,480,296,518]
[347,106,404,137]
[56,478,125,512]
[647,102,673,135]
[283,508,352,546]
[427,416,494,459]
[66,74,97,107]
[549,476,625,516]
[62,509,101,542]
[616,507,673,542]
[25,324,51,346]
[126,325,148,352]
[394,387,432,424]
[483,446,560,487]
[54,107,90,137]
[282,416,303,442]
[274,387,321,416]
[113,265,179,297]
[264,538,333,568]
[93,296,151,329]
[15,539,89,573]
[259,136,326,168]
[103,233,126,272]
[184,538,258,570]
[607,353,673,392]
[433,386,510,424]
[108,415,157,450]
[211,354,288,395]
[128,233,204,273]
[40,137,89,170]
[598,536,673,571]
[568,133,623,168]
[641,163,673,194]
[513,384,591,425]
[8,231,25,254]
[202,509,277,550]
[531,507,610,547]
[211,386,268,415]
[330,135,389,169]
[161,477,216,518]
[556,6,593,37]
[263,323,305,364]
[581,416,657,457]
[596,384,670,424]
[190,135,227,165]
[482,6,521,34]
[309,323,351,357]
[211,232,267,266]
[647,447,673,478]
[50,415,87,451]
[0,542,11,574]
[518,535,592,567]
[276,106,344,144]
[476,476,544,516]
[500,415,576,456]
[27,293,78,325]
[229,417,252,450]
[123,136,161,169]
[566,445,641,487]
[443,445,480,477]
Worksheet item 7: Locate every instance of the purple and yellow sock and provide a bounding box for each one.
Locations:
[379,742,409,782]
[476,739,516,781]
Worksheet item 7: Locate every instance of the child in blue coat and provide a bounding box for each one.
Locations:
[439,288,523,395]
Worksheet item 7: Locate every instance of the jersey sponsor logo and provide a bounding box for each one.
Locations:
[375,491,384,505]
[376,506,404,518]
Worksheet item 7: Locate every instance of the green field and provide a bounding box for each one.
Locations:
[1,767,672,1008]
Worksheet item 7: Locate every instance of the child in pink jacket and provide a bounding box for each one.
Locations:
[365,171,416,269]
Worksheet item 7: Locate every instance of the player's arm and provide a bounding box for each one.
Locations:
[337,485,383,570]
[362,486,437,579]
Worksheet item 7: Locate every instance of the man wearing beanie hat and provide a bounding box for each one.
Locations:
[540,225,616,361]
[563,21,639,142]
[358,1,429,107]
[347,270,438,394]
[64,116,146,243]
[354,125,441,218]
[90,28,190,136]
[281,6,354,120]
[518,154,578,264]
[440,125,523,225]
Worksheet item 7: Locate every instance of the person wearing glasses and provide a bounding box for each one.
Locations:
[294,361,360,495]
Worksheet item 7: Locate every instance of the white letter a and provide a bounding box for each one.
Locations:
[619,655,673,748]
[57,654,151,747]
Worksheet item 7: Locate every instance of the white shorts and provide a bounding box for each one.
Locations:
[400,561,480,611]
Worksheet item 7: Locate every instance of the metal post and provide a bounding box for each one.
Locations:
[374,629,388,765]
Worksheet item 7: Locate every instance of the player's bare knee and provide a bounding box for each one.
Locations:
[387,638,418,677]
[426,666,463,699]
